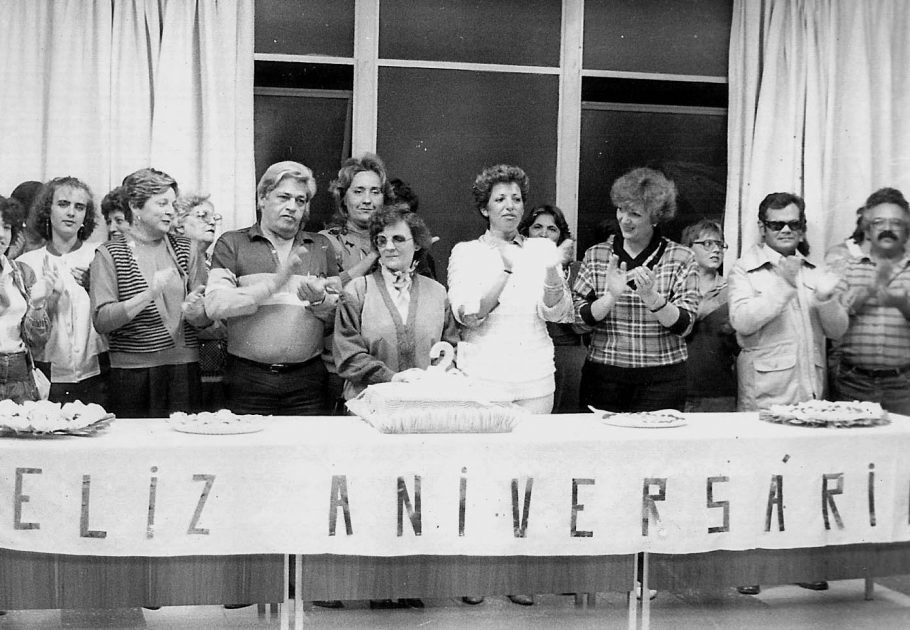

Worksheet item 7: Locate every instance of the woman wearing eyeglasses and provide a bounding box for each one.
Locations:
[334,202,458,401]
[90,168,211,418]
[173,193,226,411]
[679,219,738,412]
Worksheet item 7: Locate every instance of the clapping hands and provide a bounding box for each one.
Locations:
[604,254,629,298]
[776,256,802,287]
[30,257,61,306]
[181,284,206,318]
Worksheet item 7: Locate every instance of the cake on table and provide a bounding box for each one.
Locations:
[760,400,888,428]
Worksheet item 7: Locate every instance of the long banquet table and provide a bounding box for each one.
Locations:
[0,412,908,616]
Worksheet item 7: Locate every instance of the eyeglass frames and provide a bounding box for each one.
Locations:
[375,234,413,248]
[692,239,728,250]
[193,209,222,223]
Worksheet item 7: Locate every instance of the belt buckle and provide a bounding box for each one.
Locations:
[268,363,286,374]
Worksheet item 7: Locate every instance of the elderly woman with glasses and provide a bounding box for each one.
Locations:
[679,219,738,412]
[90,168,211,418]
[173,193,226,411]
[334,202,458,400]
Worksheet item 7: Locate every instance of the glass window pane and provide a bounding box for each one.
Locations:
[584,0,732,76]
[377,67,559,283]
[380,0,561,67]
[255,0,354,58]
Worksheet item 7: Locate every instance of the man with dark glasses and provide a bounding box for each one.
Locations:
[727,192,848,595]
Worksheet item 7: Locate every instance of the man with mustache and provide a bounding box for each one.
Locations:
[205,161,339,415]
[832,187,910,415]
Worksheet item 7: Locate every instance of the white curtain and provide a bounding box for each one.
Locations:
[725,0,910,264]
[0,0,255,237]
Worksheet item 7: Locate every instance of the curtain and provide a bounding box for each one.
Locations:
[725,0,910,264]
[0,0,255,237]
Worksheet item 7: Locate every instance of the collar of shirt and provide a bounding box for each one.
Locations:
[611,228,663,268]
[857,250,910,268]
[380,264,413,292]
[742,243,814,272]
[479,231,524,248]
[248,222,315,247]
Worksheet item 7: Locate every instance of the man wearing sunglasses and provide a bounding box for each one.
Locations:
[831,188,910,415]
[728,192,848,595]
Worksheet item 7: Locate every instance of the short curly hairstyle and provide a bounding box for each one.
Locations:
[0,197,26,247]
[369,202,433,265]
[329,153,390,226]
[30,176,97,242]
[610,167,677,224]
[518,204,572,244]
[472,164,530,220]
[173,193,212,222]
[122,168,178,213]
[101,186,132,225]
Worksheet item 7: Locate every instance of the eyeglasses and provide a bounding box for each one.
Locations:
[762,219,805,232]
[869,218,908,230]
[375,234,413,248]
[193,209,222,223]
[693,239,728,250]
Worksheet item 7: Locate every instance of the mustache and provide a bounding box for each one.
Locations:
[878,230,899,241]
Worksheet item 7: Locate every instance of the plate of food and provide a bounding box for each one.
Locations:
[588,406,687,428]
[759,400,889,428]
[169,409,264,434]
[0,400,114,437]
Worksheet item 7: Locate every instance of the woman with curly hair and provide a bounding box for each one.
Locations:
[0,196,53,402]
[18,177,108,404]
[572,167,700,412]
[89,168,210,418]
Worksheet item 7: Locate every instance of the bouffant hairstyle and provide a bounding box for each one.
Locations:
[329,153,390,226]
[472,164,530,220]
[122,168,178,212]
[518,204,572,245]
[0,197,26,247]
[101,186,132,225]
[681,218,724,248]
[369,202,433,264]
[610,167,677,224]
[30,176,97,242]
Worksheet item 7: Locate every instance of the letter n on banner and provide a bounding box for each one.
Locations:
[765,474,785,532]
[329,475,353,536]
[822,473,844,531]
[642,478,667,536]
[511,478,533,538]
[397,476,421,536]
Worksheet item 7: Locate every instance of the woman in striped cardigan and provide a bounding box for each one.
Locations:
[89,168,210,418]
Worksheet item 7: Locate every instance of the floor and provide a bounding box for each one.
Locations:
[3,578,910,629]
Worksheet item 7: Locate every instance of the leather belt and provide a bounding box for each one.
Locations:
[842,362,910,378]
[229,354,319,374]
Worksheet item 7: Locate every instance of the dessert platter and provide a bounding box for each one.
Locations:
[0,399,114,437]
[169,409,265,434]
[588,405,688,429]
[759,400,889,428]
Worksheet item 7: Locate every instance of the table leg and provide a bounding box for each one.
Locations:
[294,554,305,630]
[628,552,638,630]
[641,552,650,630]
[280,555,289,630]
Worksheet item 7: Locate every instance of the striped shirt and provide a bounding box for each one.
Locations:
[573,234,699,368]
[836,253,910,369]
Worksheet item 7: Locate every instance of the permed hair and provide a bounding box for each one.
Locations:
[0,197,26,247]
[518,204,572,244]
[122,168,178,212]
[369,202,433,265]
[329,154,390,226]
[610,167,677,224]
[472,164,530,219]
[173,193,212,223]
[101,186,132,225]
[30,176,97,242]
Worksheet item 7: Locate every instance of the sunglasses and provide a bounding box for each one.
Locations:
[375,234,413,248]
[762,219,805,232]
[693,239,728,250]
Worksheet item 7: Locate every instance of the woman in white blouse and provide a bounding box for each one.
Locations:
[448,164,574,414]
[18,177,107,404]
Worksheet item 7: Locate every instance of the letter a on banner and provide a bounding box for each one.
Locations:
[329,475,353,536]
[765,474,785,532]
